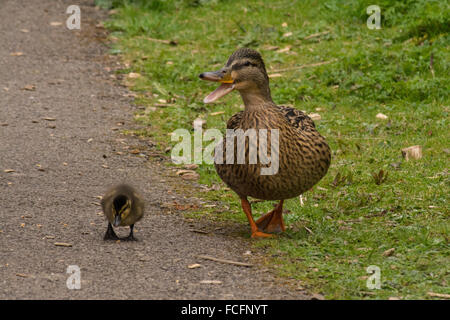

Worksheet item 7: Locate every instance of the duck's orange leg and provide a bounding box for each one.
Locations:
[255,200,285,233]
[241,197,274,238]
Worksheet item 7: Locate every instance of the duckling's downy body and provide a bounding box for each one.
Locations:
[200,48,331,238]
[101,184,144,241]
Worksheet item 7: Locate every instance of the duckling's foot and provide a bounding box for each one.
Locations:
[104,223,120,241]
[255,200,285,233]
[121,224,138,241]
[122,235,138,241]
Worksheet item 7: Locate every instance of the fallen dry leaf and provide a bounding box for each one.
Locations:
[402,145,422,161]
[10,52,24,56]
[283,32,293,37]
[181,173,199,181]
[127,72,141,79]
[4,169,15,173]
[16,273,30,278]
[50,22,62,26]
[188,264,202,269]
[382,248,395,257]
[376,113,388,120]
[184,164,199,170]
[22,84,35,91]
[308,113,322,121]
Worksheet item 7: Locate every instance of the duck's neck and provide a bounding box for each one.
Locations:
[239,86,273,112]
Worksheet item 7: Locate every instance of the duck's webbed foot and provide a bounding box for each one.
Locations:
[103,223,120,241]
[255,200,285,233]
[121,224,138,241]
[241,197,275,238]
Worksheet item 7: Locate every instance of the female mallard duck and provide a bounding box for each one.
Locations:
[199,48,331,238]
[101,184,144,241]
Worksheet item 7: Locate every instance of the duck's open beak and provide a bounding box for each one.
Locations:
[199,68,235,104]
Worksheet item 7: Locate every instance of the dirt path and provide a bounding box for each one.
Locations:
[0,0,308,299]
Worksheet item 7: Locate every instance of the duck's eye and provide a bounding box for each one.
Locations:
[244,61,251,67]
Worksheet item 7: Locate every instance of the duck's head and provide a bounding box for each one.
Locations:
[199,48,272,105]
[111,194,132,227]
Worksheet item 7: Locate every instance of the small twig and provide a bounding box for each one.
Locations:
[198,255,253,267]
[189,229,209,234]
[271,59,337,73]
[304,226,314,234]
[54,242,73,247]
[427,292,450,299]
[304,30,330,40]
[136,36,177,45]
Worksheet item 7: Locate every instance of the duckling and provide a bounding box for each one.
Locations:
[101,184,144,241]
[199,48,331,238]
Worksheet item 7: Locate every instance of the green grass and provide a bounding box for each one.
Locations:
[98,0,449,299]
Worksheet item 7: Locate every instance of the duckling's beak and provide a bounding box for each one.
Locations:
[113,214,121,227]
[199,68,235,104]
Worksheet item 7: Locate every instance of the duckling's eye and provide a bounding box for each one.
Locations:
[244,61,251,67]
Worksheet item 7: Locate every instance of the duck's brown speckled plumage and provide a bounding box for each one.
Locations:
[200,48,331,237]
[216,103,331,200]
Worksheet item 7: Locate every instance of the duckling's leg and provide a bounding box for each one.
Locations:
[255,200,285,233]
[104,222,120,241]
[241,197,274,238]
[122,224,137,241]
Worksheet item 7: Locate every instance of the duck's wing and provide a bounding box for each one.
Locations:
[277,105,316,131]
[226,106,316,131]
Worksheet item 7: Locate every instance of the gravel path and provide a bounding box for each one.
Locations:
[0,0,308,299]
